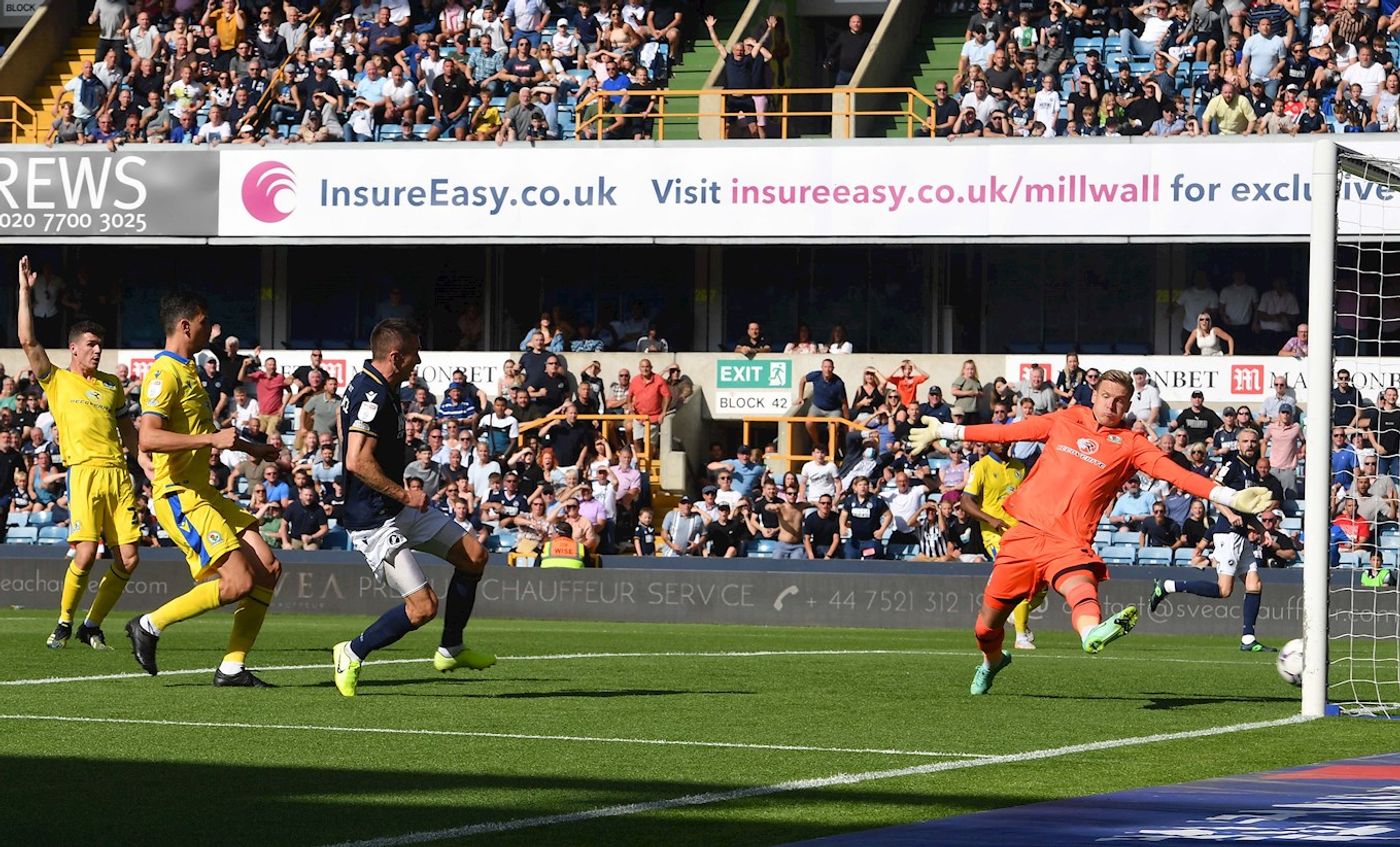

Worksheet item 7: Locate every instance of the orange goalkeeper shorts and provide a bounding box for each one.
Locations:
[983,521,1108,606]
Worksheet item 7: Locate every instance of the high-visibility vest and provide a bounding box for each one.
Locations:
[540,536,586,568]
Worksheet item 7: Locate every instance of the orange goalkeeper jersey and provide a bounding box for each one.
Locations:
[963,406,1218,547]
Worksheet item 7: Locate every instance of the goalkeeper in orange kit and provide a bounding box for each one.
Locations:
[910,369,1273,695]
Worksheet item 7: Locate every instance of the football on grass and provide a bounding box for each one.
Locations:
[1277,638,1305,687]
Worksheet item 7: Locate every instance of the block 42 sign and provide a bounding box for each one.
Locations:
[713,359,793,418]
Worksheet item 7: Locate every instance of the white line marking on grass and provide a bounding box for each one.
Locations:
[0,648,1266,687]
[317,715,1315,847]
[0,714,991,759]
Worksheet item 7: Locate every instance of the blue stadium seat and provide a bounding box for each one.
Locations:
[1381,533,1400,551]
[37,525,68,545]
[1094,529,1114,546]
[487,530,518,553]
[1173,547,1197,565]
[1101,548,1137,566]
[237,477,250,496]
[1282,516,1302,532]
[1340,550,1369,568]
[323,527,350,551]
[747,538,778,558]
[28,511,53,527]
[6,511,27,527]
[887,542,918,561]
[7,526,38,544]
[1136,547,1173,565]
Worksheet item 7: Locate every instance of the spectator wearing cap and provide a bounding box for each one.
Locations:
[707,444,764,500]
[1212,406,1243,458]
[1128,368,1161,426]
[796,359,850,450]
[660,496,705,556]
[1171,390,1224,442]
[439,382,487,430]
[1255,508,1298,568]
[1262,404,1303,495]
[918,386,953,424]
[702,503,746,557]
[663,364,693,410]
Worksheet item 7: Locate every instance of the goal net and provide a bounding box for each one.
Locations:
[1315,142,1400,718]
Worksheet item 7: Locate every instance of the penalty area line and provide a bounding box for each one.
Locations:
[0,713,994,759]
[317,714,1315,847]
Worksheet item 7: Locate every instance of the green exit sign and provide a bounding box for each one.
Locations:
[716,359,791,389]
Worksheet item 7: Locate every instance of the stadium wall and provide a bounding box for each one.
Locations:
[3,139,1400,243]
[0,349,1375,414]
[0,548,1325,637]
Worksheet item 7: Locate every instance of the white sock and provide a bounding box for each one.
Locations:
[1163,580,1179,593]
[218,660,244,676]
[438,645,462,659]
[343,643,362,663]
[1241,634,1257,645]
[139,614,161,637]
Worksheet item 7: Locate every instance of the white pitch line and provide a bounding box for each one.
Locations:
[0,647,1268,687]
[319,714,1315,847]
[0,714,990,759]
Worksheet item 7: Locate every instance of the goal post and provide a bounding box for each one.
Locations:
[1303,139,1336,719]
[1310,141,1400,719]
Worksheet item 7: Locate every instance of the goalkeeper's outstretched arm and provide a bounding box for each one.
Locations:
[1131,440,1275,514]
[909,415,1055,455]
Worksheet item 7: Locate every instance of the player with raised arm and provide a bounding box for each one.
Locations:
[910,369,1272,695]
[123,291,284,687]
[1148,428,1280,652]
[19,257,149,651]
[959,440,1043,650]
[332,319,495,698]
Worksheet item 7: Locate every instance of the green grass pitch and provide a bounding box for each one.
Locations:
[1,609,1398,846]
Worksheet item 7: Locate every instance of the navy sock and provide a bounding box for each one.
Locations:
[1243,591,1261,638]
[349,605,416,661]
[439,570,480,651]
[1179,580,1223,598]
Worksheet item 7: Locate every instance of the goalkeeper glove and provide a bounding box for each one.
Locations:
[909,417,965,456]
[1208,485,1274,515]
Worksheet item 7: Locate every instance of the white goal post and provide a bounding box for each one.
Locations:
[1308,140,1400,719]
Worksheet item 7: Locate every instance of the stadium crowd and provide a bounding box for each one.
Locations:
[0,309,1393,581]
[938,0,1400,136]
[53,0,690,146]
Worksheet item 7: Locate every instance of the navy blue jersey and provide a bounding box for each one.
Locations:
[487,490,528,520]
[339,361,407,531]
[840,493,889,541]
[633,522,656,555]
[1209,455,1260,536]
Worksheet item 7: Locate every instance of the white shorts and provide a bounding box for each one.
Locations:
[349,507,464,597]
[1209,532,1258,578]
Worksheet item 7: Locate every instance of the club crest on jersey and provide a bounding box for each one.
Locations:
[1076,438,1099,455]
[1107,435,1122,444]
[146,379,163,400]
[207,530,223,546]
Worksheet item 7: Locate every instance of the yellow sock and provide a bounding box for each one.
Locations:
[59,563,92,624]
[1011,600,1031,637]
[84,563,131,627]
[223,585,274,667]
[149,579,224,632]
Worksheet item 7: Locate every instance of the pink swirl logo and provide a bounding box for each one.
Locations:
[241,161,296,223]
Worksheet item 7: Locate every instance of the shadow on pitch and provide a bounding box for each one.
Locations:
[1017,691,1298,709]
[291,680,755,699]
[0,753,1046,847]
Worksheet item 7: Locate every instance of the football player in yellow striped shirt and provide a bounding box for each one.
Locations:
[123,290,284,687]
[19,256,148,651]
[960,439,1045,650]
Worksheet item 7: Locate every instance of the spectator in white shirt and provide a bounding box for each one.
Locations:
[194,105,231,144]
[1175,272,1219,348]
[1342,46,1387,102]
[1218,269,1259,351]
[881,471,927,546]
[1255,277,1300,353]
[800,445,842,502]
[1128,367,1162,427]
[961,77,997,123]
[1119,1,1173,57]
[1032,74,1062,135]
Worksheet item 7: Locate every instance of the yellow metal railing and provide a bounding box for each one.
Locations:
[741,415,869,474]
[574,87,937,141]
[0,96,42,143]
[517,413,655,475]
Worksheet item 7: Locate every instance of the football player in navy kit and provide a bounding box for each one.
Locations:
[331,319,496,697]
[1150,428,1280,652]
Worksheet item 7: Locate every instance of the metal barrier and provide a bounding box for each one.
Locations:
[251,6,324,135]
[0,96,42,144]
[517,413,655,475]
[573,86,936,141]
[740,415,869,473]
